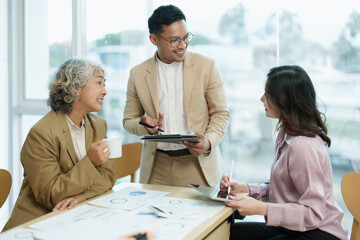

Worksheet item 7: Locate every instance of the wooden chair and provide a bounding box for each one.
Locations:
[112,142,142,182]
[341,171,360,240]
[0,169,12,208]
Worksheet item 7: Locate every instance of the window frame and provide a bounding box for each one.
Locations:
[6,0,87,213]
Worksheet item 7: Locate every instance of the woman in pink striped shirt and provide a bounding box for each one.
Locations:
[222,65,348,240]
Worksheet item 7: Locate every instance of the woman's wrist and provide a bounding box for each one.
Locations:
[261,202,268,216]
[242,183,250,194]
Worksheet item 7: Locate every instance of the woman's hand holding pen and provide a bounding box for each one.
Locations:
[220,175,250,196]
[220,175,267,216]
[140,113,164,134]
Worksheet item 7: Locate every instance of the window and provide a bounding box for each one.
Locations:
[86,0,150,141]
[2,0,72,230]
[25,0,72,100]
[0,0,9,229]
[278,1,360,228]
[84,1,359,234]
[48,1,72,77]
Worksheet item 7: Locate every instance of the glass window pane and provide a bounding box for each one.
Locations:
[21,115,43,145]
[279,0,359,234]
[86,0,149,143]
[24,0,72,100]
[85,1,358,234]
[152,0,277,183]
[48,1,72,75]
[86,0,277,184]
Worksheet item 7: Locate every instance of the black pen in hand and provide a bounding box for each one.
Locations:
[139,121,164,132]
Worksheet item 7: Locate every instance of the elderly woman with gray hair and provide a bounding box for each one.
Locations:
[2,58,116,231]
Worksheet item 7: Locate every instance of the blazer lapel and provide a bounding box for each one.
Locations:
[183,52,195,116]
[145,54,160,115]
[58,111,78,165]
[84,114,93,152]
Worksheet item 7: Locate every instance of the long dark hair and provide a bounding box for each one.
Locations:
[265,65,331,146]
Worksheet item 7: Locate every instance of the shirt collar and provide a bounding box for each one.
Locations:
[65,115,85,129]
[276,129,294,149]
[155,53,182,67]
[284,133,295,145]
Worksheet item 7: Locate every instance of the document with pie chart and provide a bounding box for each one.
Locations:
[87,186,169,210]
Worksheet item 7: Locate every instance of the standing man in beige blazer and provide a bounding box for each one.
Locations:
[2,58,116,231]
[123,5,230,187]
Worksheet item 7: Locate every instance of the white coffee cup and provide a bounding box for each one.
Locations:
[102,138,122,158]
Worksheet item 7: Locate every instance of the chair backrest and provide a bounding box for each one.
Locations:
[341,171,360,240]
[112,142,142,182]
[0,169,12,208]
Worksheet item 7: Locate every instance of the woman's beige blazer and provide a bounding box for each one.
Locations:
[3,110,116,231]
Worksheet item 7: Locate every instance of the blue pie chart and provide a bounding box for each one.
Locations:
[14,231,34,239]
[169,200,182,204]
[110,198,128,204]
[129,191,146,196]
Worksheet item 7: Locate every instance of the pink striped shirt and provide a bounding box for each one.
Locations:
[248,129,348,240]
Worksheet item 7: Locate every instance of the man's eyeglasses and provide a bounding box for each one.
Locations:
[157,32,194,48]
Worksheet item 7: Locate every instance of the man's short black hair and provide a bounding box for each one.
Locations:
[148,5,186,34]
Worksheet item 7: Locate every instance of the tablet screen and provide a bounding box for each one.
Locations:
[216,189,229,199]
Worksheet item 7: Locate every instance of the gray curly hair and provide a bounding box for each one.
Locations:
[48,58,105,113]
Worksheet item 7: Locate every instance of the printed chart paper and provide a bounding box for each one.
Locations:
[0,227,40,240]
[29,204,129,230]
[127,196,225,240]
[33,218,138,240]
[7,185,228,240]
[29,197,225,240]
[87,186,169,210]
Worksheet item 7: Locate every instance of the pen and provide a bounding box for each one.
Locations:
[227,160,234,199]
[152,206,166,213]
[139,121,164,132]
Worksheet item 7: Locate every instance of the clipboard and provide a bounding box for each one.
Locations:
[141,134,199,144]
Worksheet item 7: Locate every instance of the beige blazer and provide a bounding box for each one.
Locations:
[123,52,230,186]
[3,110,116,231]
